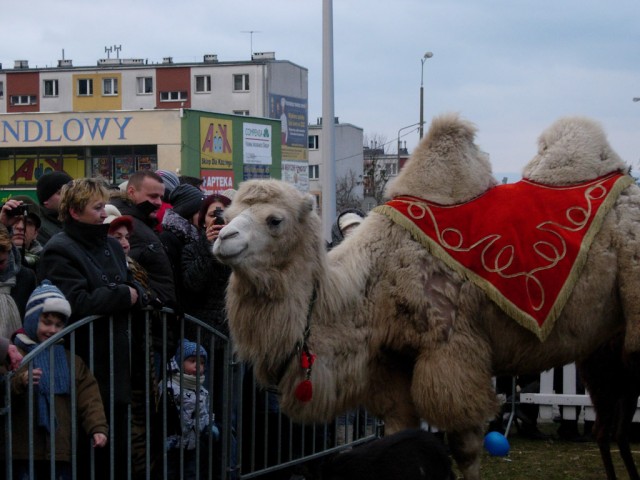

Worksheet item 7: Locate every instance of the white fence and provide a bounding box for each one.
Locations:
[518,363,640,423]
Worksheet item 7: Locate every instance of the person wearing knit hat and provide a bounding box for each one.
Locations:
[35,171,73,246]
[36,171,72,206]
[169,184,204,221]
[9,195,44,271]
[160,184,203,306]
[161,338,212,470]
[11,280,107,475]
[102,206,152,302]
[156,170,180,199]
[154,170,180,233]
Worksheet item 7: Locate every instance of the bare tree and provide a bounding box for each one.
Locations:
[336,169,362,212]
[363,133,390,206]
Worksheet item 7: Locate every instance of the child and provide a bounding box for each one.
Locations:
[160,339,213,479]
[11,280,108,480]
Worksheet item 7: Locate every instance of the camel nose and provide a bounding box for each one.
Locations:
[218,225,239,241]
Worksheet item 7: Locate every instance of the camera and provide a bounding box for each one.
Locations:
[7,204,29,217]
[213,207,225,225]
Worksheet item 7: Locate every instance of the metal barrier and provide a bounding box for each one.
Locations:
[1,308,379,479]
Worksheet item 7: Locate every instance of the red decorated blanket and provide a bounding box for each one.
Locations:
[374,172,633,340]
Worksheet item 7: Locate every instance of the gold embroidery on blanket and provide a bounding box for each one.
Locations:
[395,181,608,314]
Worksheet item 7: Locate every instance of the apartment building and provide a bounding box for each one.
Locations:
[307,117,364,216]
[0,53,309,198]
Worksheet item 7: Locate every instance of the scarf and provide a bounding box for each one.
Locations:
[170,371,201,391]
[14,331,70,432]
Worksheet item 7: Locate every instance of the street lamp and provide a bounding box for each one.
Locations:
[419,51,434,139]
[633,97,640,102]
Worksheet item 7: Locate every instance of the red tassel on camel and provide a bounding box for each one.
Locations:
[295,379,313,402]
[295,349,316,402]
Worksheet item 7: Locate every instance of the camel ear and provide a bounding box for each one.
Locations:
[299,194,315,221]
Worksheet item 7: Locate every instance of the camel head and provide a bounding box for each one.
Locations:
[213,179,324,295]
[523,116,629,185]
[385,113,497,205]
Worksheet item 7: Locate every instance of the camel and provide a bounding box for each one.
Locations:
[213,113,640,479]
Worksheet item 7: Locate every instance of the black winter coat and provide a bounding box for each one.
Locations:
[180,232,231,337]
[38,220,141,404]
[109,196,177,307]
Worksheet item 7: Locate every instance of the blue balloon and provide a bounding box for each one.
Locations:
[484,431,510,456]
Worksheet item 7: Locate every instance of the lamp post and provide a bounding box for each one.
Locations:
[634,97,640,102]
[419,51,434,139]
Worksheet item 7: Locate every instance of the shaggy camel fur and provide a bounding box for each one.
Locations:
[213,113,640,479]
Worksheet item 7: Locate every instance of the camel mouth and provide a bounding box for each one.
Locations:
[212,239,248,263]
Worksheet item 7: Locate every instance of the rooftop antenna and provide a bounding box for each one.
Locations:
[241,30,261,57]
[104,45,122,59]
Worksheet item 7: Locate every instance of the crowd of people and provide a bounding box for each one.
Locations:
[0,169,236,480]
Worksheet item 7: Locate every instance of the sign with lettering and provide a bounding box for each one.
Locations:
[201,169,234,196]
[0,111,181,147]
[243,122,272,165]
[1,117,132,144]
[200,117,233,170]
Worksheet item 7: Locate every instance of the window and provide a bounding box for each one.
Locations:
[137,77,153,94]
[233,110,250,116]
[78,78,93,96]
[43,79,59,97]
[233,74,249,92]
[10,95,37,106]
[160,91,188,102]
[309,164,320,180]
[195,75,211,93]
[103,78,118,96]
[308,135,319,150]
[387,163,397,176]
[0,81,4,98]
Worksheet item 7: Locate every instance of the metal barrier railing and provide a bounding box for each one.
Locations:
[1,308,379,479]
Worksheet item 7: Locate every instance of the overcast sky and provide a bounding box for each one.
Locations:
[2,0,638,176]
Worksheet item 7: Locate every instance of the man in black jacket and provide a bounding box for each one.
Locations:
[35,170,72,245]
[109,171,177,307]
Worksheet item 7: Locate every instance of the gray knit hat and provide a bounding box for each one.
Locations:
[169,184,204,219]
[156,170,180,196]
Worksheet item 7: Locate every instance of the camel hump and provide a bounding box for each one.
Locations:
[385,112,497,205]
[523,116,628,185]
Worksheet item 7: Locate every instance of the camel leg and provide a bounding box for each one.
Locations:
[616,225,640,353]
[448,425,484,480]
[616,395,640,480]
[593,415,617,480]
[367,357,421,434]
[410,337,497,479]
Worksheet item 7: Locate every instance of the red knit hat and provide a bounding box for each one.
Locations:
[107,215,134,234]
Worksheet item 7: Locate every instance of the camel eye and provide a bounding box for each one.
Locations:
[267,216,282,228]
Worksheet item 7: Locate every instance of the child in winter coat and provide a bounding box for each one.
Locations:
[160,339,213,479]
[10,280,108,480]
